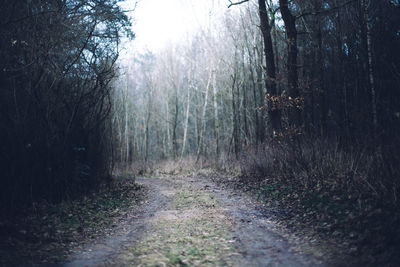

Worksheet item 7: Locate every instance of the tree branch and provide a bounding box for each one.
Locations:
[228,0,249,8]
[296,0,357,19]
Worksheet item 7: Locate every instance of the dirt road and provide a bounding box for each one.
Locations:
[63,176,335,266]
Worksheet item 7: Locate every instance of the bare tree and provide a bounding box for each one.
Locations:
[258,0,281,135]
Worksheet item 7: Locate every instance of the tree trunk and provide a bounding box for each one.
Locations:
[145,107,150,163]
[231,72,240,159]
[242,50,249,143]
[250,61,260,144]
[196,69,212,163]
[180,73,191,159]
[166,98,171,157]
[334,0,350,138]
[311,0,326,137]
[272,14,280,76]
[212,69,220,158]
[258,0,281,135]
[362,0,378,141]
[125,73,129,162]
[145,84,152,163]
[172,91,178,159]
[245,39,260,144]
[255,48,266,141]
[279,0,301,128]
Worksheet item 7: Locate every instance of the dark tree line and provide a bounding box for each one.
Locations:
[0,0,131,211]
[252,0,400,145]
[245,0,400,207]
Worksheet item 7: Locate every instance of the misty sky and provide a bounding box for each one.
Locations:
[127,0,227,52]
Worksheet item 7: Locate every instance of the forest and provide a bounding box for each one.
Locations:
[1,0,400,265]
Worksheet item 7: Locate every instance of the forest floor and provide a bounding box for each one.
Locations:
[1,174,360,266]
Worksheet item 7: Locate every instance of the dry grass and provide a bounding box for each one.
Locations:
[236,137,400,263]
[115,156,224,178]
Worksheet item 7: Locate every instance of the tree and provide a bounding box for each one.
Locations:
[361,0,378,142]
[258,0,282,135]
[279,0,301,128]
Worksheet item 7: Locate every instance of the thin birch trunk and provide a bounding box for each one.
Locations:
[212,69,220,159]
[232,71,239,159]
[172,91,178,159]
[166,98,171,157]
[181,71,191,159]
[242,50,249,143]
[125,73,129,163]
[114,99,123,162]
[145,85,152,163]
[196,69,212,163]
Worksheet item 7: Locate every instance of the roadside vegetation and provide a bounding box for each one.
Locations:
[0,178,144,266]
[236,138,400,265]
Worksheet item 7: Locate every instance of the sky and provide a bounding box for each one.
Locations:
[121,0,227,54]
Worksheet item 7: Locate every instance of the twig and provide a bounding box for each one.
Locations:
[228,0,249,8]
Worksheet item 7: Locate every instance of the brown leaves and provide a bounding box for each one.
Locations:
[265,91,304,111]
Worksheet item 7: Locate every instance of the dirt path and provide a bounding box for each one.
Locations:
[63,176,333,266]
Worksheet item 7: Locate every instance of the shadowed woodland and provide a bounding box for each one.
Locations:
[1,0,400,265]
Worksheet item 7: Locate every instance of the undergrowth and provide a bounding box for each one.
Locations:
[0,177,144,265]
[238,138,400,264]
[116,156,220,178]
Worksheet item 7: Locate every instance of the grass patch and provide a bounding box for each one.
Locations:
[174,190,218,209]
[123,180,237,266]
[127,215,236,266]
